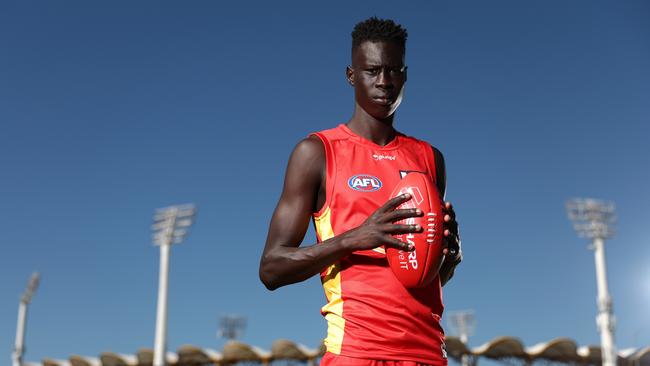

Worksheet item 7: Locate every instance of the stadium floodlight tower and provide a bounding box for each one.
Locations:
[566,198,617,366]
[12,272,40,366]
[151,204,197,366]
[218,314,247,340]
[447,310,475,366]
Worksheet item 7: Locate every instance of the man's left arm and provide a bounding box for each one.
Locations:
[431,146,462,287]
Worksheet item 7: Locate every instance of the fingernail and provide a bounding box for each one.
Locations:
[415,209,422,215]
[414,225,421,230]
[403,193,411,199]
[409,244,415,251]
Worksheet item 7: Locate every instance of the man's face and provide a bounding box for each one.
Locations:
[347,41,407,120]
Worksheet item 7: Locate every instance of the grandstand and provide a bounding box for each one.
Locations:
[27,337,650,366]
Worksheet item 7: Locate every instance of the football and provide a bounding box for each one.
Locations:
[386,172,446,288]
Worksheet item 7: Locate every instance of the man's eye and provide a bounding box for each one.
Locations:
[365,69,379,75]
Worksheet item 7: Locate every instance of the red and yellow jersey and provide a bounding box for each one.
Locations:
[311,124,447,365]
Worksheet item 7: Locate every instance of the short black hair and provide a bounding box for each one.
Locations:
[351,17,408,50]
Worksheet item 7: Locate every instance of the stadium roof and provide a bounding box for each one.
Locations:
[452,336,650,365]
[32,337,650,366]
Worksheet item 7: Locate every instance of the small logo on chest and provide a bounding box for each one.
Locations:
[348,174,382,192]
[372,153,397,161]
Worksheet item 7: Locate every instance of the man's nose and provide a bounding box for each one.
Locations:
[375,69,393,89]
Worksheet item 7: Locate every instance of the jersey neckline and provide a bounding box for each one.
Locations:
[338,123,403,150]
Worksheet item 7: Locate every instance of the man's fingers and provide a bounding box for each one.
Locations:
[377,193,412,214]
[444,229,458,242]
[384,236,415,252]
[441,202,462,262]
[383,208,422,223]
[443,201,456,220]
[443,229,461,253]
[444,217,458,233]
[385,223,422,235]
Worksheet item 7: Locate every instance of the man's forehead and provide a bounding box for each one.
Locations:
[353,41,405,65]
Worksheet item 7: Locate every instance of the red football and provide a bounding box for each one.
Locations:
[386,172,446,288]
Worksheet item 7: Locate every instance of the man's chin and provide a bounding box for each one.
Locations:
[367,106,398,121]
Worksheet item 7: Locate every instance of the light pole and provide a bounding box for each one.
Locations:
[151,204,197,366]
[566,198,617,366]
[447,310,475,366]
[218,314,247,341]
[12,272,40,366]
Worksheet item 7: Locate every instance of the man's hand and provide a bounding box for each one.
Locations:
[341,193,423,253]
[442,201,462,264]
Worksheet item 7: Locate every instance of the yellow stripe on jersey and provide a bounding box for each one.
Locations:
[313,206,344,355]
[314,205,335,242]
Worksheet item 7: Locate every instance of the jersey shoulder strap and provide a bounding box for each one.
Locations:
[400,134,445,198]
[309,125,349,217]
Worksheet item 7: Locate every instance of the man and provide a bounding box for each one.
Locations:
[259,17,462,366]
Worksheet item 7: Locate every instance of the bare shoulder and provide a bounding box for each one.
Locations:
[286,135,325,178]
[281,135,325,202]
[430,144,444,158]
[291,135,324,162]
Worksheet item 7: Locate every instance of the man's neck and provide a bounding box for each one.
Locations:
[347,107,396,146]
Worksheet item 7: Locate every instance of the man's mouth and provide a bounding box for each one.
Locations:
[373,96,394,105]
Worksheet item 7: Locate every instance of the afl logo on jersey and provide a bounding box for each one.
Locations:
[348,174,382,192]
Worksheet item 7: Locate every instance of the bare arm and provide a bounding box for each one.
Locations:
[259,136,422,290]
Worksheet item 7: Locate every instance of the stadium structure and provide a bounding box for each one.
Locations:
[18,200,648,366]
[23,337,650,366]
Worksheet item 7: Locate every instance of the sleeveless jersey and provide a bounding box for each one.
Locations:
[311,124,447,365]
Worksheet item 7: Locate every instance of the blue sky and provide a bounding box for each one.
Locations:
[1,0,649,362]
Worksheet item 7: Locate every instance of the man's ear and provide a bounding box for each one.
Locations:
[346,66,355,86]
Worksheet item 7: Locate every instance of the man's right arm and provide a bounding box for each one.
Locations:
[259,136,421,291]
